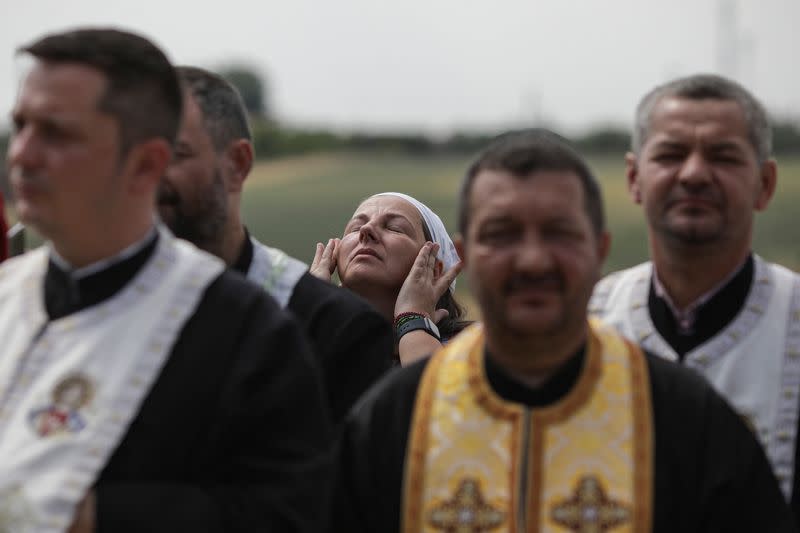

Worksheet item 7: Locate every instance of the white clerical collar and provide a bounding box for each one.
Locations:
[48,226,159,281]
[652,255,750,334]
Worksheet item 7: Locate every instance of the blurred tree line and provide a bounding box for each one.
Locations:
[217,65,800,159]
[240,113,800,162]
[2,64,800,195]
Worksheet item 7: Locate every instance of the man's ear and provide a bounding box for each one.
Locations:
[754,158,777,211]
[454,234,467,269]
[226,139,254,193]
[125,138,171,194]
[625,152,642,204]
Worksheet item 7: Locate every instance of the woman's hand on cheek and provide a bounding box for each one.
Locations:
[310,238,339,282]
[395,242,461,320]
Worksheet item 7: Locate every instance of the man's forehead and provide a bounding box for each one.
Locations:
[182,89,202,117]
[469,168,585,219]
[171,91,217,159]
[471,167,581,196]
[646,97,749,141]
[178,91,212,136]
[16,60,106,113]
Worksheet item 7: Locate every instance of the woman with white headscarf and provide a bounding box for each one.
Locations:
[311,192,468,366]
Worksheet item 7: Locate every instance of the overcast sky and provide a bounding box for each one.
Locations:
[0,0,797,135]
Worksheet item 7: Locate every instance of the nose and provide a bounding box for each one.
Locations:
[515,233,555,274]
[358,221,379,244]
[677,151,712,190]
[7,125,42,172]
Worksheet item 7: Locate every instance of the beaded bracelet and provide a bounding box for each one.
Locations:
[394,311,427,328]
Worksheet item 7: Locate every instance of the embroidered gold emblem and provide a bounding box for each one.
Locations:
[427,478,505,532]
[551,476,631,532]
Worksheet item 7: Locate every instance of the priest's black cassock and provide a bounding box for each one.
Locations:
[331,334,796,532]
[0,229,332,532]
[591,254,800,524]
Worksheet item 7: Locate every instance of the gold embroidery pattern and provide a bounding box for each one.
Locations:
[404,323,653,532]
[551,476,631,533]
[428,478,506,532]
[403,325,517,533]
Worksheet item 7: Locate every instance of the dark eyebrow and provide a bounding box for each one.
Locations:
[545,215,583,229]
[349,212,414,225]
[348,214,369,224]
[707,141,746,152]
[344,214,368,231]
[651,141,688,151]
[385,212,414,224]
[479,214,516,227]
[10,112,77,133]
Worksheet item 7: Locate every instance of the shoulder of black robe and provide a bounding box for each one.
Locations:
[644,352,796,532]
[331,350,795,533]
[329,357,427,533]
[288,271,394,423]
[96,269,334,533]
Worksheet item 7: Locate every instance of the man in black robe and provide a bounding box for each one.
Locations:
[1,28,331,532]
[157,66,393,423]
[589,74,800,521]
[331,130,795,532]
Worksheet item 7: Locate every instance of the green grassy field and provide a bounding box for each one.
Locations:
[240,151,800,318]
[242,151,800,270]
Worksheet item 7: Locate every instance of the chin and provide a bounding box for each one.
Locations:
[338,271,367,292]
[342,262,379,282]
[506,301,571,332]
[668,225,724,245]
[340,270,395,295]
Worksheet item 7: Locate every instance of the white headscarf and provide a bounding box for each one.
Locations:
[372,192,460,292]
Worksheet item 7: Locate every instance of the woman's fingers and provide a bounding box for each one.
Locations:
[410,242,435,281]
[325,238,338,272]
[431,261,461,300]
[312,242,325,265]
[427,242,439,271]
[310,238,337,281]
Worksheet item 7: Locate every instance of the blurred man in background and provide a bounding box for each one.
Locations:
[332,129,793,532]
[159,65,393,423]
[590,74,800,520]
[0,28,331,532]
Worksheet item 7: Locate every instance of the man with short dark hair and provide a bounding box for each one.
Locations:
[158,66,393,423]
[0,28,331,532]
[331,129,794,532]
[590,74,800,519]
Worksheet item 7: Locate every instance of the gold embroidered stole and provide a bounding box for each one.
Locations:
[403,322,653,533]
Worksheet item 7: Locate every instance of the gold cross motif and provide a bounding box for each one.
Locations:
[428,478,506,532]
[551,476,631,533]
